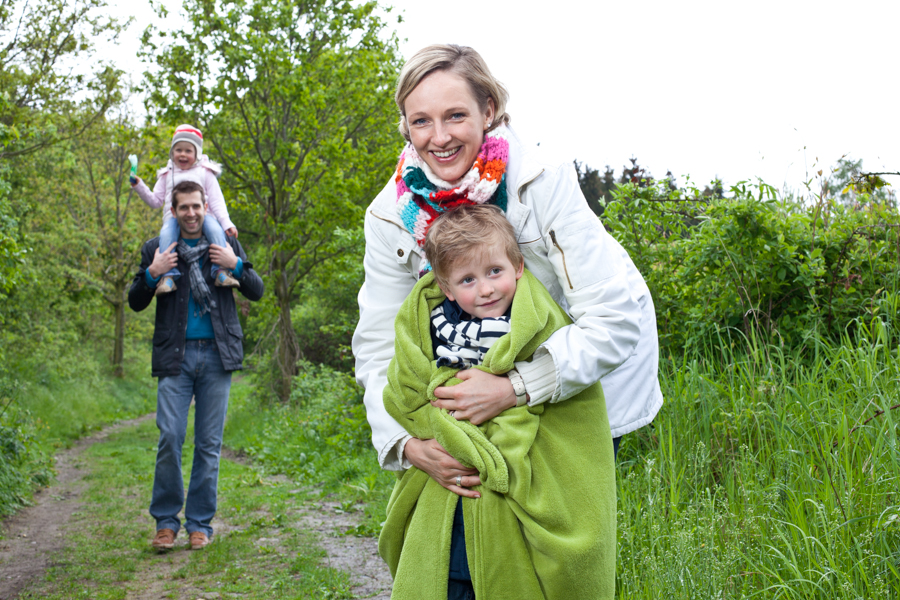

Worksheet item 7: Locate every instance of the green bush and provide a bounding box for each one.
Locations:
[0,377,53,517]
[603,180,900,352]
[227,362,381,483]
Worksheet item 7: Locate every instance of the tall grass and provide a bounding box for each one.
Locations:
[617,319,900,598]
[0,348,156,517]
[224,323,900,597]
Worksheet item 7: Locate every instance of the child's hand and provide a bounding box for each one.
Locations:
[130,176,140,187]
[225,227,238,238]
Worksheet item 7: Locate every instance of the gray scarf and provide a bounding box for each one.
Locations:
[176,236,216,317]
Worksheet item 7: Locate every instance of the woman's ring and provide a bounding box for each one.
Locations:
[449,410,456,417]
[456,475,462,487]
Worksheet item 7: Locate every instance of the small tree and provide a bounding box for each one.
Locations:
[574,160,616,217]
[24,104,158,375]
[145,0,402,399]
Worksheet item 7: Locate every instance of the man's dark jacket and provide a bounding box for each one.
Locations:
[128,236,264,377]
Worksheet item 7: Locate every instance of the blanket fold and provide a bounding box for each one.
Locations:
[379,270,616,600]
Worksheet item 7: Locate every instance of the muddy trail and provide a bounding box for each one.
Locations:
[0,415,392,599]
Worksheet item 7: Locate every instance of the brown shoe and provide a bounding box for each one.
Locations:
[214,270,240,288]
[189,531,210,550]
[151,528,177,550]
[154,276,177,296]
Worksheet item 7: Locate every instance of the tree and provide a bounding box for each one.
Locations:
[54,108,158,375]
[0,0,124,159]
[823,156,896,206]
[1,0,125,310]
[619,157,654,188]
[573,160,615,217]
[145,0,402,399]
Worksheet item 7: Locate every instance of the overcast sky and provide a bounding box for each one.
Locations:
[108,0,898,194]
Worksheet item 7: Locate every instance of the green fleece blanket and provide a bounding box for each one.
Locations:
[379,270,616,600]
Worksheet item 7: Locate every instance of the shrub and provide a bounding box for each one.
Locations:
[603,179,900,352]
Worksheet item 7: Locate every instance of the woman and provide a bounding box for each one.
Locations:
[353,44,663,598]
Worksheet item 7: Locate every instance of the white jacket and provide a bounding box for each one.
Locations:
[353,128,664,470]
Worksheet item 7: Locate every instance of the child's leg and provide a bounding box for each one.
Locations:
[202,215,227,276]
[158,219,182,280]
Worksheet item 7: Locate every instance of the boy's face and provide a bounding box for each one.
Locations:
[438,243,523,319]
[172,141,197,170]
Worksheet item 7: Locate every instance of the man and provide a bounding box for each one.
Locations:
[129,180,264,551]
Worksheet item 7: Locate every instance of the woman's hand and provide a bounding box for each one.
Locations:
[404,438,482,499]
[432,369,517,425]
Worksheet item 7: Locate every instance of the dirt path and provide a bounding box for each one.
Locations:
[0,414,157,600]
[0,415,392,600]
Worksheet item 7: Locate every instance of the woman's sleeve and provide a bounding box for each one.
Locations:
[516,162,642,405]
[352,208,418,470]
[205,172,236,232]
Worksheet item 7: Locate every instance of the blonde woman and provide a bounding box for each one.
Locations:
[353,44,663,599]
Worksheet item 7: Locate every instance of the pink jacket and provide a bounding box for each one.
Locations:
[134,157,236,232]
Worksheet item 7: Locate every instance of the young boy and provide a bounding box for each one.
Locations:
[423,204,524,598]
[424,204,525,374]
[378,204,616,599]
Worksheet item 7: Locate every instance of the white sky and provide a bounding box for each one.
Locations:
[105,0,900,194]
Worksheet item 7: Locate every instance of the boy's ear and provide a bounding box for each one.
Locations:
[437,280,455,302]
[515,259,524,279]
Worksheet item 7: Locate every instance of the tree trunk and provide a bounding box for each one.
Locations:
[112,294,125,378]
[274,266,299,402]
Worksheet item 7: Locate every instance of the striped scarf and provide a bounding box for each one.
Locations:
[176,236,216,317]
[431,300,511,369]
[396,126,510,275]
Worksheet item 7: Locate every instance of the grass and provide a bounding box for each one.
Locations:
[8,322,899,597]
[226,324,900,598]
[0,350,156,518]
[21,411,356,599]
[225,364,396,537]
[615,321,900,598]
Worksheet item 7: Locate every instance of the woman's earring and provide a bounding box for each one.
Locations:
[485,121,492,130]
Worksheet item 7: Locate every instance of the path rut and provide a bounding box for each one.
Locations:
[0,414,393,599]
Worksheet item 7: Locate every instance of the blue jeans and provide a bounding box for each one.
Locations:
[150,339,232,537]
[158,215,227,279]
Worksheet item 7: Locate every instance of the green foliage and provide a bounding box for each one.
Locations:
[0,163,26,303]
[143,0,404,399]
[615,321,900,598]
[228,362,372,478]
[225,365,395,535]
[603,176,900,351]
[0,375,53,517]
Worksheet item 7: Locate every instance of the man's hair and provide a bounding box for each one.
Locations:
[171,180,205,208]
[424,205,523,288]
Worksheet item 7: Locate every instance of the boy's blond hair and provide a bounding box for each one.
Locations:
[424,205,523,287]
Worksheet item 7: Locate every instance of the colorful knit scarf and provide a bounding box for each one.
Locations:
[395,126,510,273]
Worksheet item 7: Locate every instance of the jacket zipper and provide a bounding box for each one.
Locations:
[548,229,573,290]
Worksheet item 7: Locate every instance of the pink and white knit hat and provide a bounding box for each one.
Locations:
[171,124,203,155]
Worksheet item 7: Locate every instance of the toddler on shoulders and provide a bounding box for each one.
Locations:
[132,124,239,296]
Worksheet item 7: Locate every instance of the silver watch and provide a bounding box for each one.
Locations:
[507,368,528,407]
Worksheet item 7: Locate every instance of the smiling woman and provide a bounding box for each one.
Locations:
[402,70,494,183]
[353,43,664,599]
